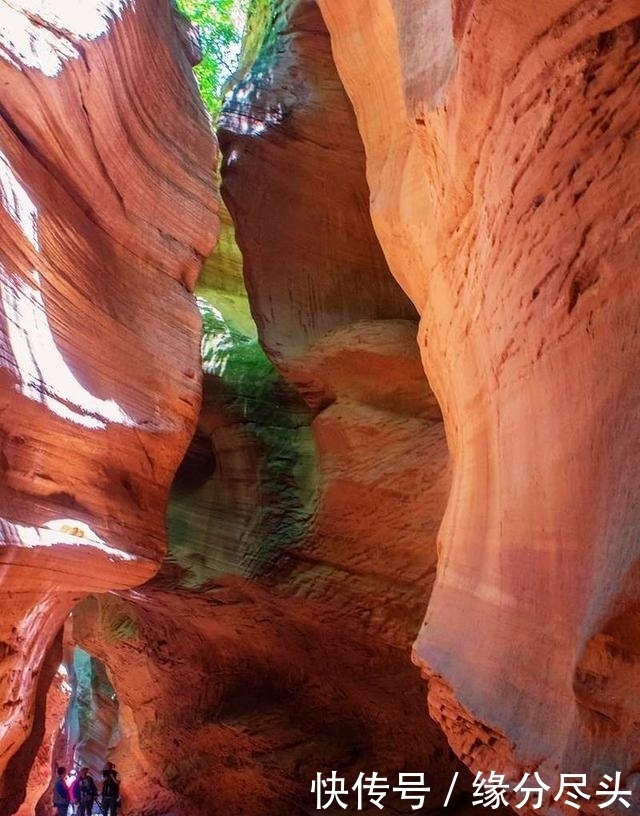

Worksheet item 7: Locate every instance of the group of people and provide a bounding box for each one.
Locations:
[53,761,121,816]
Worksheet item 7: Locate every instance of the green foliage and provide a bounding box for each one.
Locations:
[175,0,243,117]
[236,0,274,76]
[199,296,275,408]
[170,299,316,575]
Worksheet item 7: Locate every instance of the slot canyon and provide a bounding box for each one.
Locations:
[0,0,638,814]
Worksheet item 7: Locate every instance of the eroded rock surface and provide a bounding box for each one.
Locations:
[72,581,482,815]
[6,0,634,812]
[0,0,217,809]
[218,0,448,649]
[11,632,65,816]
[209,0,471,810]
[58,0,474,812]
[316,0,640,809]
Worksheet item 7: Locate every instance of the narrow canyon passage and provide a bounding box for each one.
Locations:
[0,0,472,813]
[0,0,638,815]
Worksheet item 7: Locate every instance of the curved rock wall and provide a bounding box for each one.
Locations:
[218,0,447,648]
[211,0,473,811]
[218,0,417,402]
[73,581,477,815]
[65,647,120,778]
[7,0,636,812]
[316,0,640,808]
[61,1,476,812]
[0,1,218,809]
[10,632,65,816]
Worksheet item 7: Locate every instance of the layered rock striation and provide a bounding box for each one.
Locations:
[218,0,447,650]
[4,0,634,812]
[0,1,217,810]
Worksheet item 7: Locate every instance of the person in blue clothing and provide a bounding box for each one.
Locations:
[53,766,70,816]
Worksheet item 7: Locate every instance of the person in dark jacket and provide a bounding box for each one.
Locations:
[53,766,70,816]
[101,761,121,816]
[76,766,98,816]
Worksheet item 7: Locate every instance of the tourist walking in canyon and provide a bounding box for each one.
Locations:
[75,766,98,816]
[53,766,70,816]
[100,762,121,816]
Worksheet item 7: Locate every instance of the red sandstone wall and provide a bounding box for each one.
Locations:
[0,2,218,810]
[317,0,640,810]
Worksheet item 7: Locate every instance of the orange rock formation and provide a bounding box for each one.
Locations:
[316,0,640,809]
[1,0,638,814]
[0,1,217,810]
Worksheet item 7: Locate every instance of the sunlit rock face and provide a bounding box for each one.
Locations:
[0,0,217,808]
[317,0,640,808]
